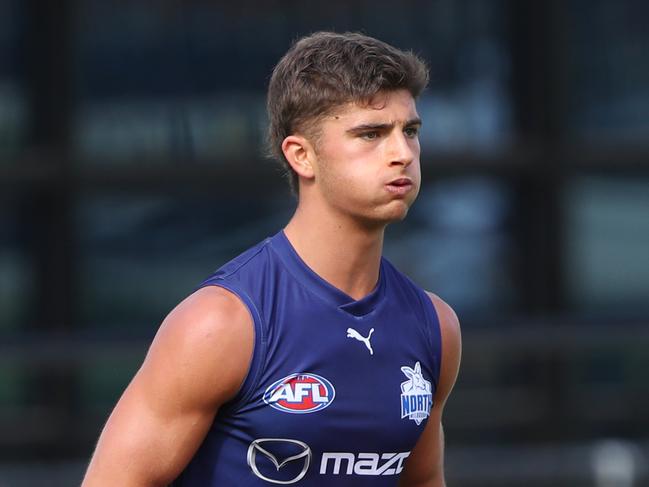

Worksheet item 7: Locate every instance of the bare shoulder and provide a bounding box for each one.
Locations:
[141,285,255,408]
[81,286,254,486]
[424,292,461,346]
[425,291,462,406]
[161,285,252,343]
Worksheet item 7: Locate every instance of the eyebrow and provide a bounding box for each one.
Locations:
[346,117,422,134]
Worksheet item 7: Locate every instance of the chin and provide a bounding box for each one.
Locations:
[390,197,415,217]
[346,196,415,228]
[388,209,410,223]
[374,202,412,224]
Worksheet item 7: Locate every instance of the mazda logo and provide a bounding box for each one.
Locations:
[247,438,311,484]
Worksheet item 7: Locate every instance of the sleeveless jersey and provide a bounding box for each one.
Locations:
[173,231,442,486]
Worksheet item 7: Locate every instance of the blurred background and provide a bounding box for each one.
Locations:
[1,0,648,485]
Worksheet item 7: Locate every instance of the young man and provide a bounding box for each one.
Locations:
[82,31,461,486]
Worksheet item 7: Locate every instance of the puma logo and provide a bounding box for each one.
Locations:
[346,327,375,355]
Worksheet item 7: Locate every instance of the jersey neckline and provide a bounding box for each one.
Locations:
[269,230,386,317]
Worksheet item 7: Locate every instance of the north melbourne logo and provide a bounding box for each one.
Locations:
[400,361,433,425]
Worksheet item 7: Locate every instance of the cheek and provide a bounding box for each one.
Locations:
[320,145,373,186]
[320,163,377,208]
[412,160,422,184]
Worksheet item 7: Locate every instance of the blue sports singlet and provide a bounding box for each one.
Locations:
[173,231,442,486]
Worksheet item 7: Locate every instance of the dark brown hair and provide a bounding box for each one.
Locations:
[267,31,429,193]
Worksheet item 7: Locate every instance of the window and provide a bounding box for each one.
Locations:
[0,195,34,334]
[564,176,649,313]
[76,192,293,330]
[71,0,512,164]
[0,0,27,159]
[564,1,649,142]
[385,176,517,317]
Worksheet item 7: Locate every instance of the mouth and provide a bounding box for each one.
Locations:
[385,178,414,196]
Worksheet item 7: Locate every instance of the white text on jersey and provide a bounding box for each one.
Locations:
[320,451,410,476]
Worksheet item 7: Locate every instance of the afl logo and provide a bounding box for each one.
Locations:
[263,373,335,414]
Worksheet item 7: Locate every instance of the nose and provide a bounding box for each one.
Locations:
[387,131,417,167]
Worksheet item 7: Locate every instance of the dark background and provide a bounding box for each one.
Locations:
[1,1,648,485]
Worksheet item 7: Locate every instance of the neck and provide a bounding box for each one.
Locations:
[284,204,385,301]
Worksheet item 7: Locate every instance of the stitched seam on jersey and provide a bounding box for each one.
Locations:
[213,238,272,281]
[268,242,345,307]
[268,242,387,319]
[415,286,442,390]
[198,281,267,411]
[384,254,442,390]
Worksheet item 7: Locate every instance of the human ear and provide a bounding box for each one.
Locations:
[281,135,315,180]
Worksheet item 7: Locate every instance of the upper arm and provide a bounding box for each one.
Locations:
[82,286,254,487]
[399,292,462,487]
[429,293,462,411]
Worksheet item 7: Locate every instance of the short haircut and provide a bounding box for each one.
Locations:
[267,31,429,193]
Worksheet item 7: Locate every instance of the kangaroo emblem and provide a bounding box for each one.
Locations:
[400,361,433,425]
[346,327,375,355]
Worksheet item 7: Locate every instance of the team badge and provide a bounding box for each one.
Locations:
[400,361,433,425]
[263,373,335,414]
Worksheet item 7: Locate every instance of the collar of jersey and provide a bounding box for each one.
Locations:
[270,230,386,318]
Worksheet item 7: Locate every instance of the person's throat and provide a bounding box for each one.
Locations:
[283,217,384,301]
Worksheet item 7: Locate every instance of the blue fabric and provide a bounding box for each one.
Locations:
[174,231,442,486]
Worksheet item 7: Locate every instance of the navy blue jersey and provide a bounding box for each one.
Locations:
[173,231,442,486]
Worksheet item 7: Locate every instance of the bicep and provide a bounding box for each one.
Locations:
[398,403,445,487]
[85,373,214,487]
[82,286,254,487]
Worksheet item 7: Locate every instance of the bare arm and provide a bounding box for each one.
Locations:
[82,286,254,487]
[399,292,462,487]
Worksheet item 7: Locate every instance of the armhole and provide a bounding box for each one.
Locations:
[415,288,443,392]
[198,281,267,412]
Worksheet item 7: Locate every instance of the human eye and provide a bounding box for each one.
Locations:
[360,131,380,141]
[404,126,419,138]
